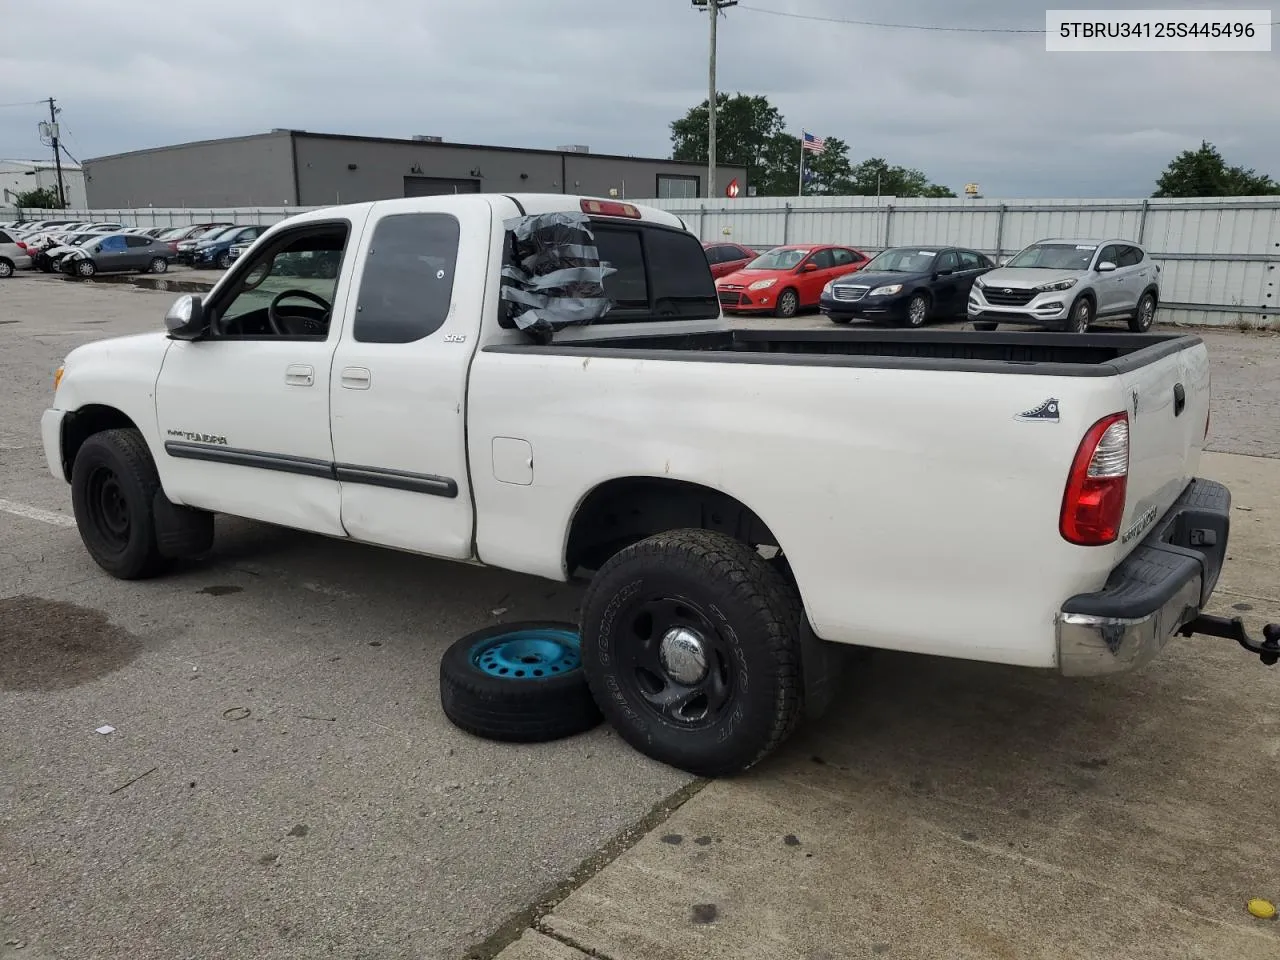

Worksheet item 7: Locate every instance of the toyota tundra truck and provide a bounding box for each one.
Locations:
[41,194,1279,776]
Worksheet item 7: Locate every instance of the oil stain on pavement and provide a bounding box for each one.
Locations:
[0,595,142,691]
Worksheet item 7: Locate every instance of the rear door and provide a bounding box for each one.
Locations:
[328,197,491,560]
[124,234,153,268]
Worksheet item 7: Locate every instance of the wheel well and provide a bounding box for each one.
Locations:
[60,405,139,481]
[1141,284,1159,304]
[565,477,781,576]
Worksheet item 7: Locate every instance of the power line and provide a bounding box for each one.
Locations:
[0,99,48,109]
[736,5,1280,32]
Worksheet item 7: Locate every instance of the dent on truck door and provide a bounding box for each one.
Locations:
[328,200,487,560]
[154,217,362,536]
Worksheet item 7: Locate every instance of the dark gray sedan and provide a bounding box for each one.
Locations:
[60,233,171,277]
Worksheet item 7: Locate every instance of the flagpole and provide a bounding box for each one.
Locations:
[798,132,804,197]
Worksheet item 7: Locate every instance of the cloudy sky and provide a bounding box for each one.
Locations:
[2,0,1276,197]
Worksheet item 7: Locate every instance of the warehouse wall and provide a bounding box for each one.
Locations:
[292,134,743,204]
[83,133,298,208]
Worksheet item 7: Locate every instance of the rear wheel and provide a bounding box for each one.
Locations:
[149,257,168,274]
[1064,295,1093,333]
[0,258,12,279]
[774,288,800,318]
[70,429,169,580]
[1129,292,1156,332]
[580,529,804,777]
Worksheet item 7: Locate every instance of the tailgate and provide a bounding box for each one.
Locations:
[1114,338,1211,552]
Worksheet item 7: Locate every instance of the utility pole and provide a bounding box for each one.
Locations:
[694,0,736,200]
[44,97,66,209]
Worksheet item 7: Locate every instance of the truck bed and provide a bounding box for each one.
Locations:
[486,328,1199,378]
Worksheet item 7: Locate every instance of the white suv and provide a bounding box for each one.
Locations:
[968,238,1160,333]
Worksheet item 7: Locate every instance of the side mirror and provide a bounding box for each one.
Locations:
[801,262,819,273]
[1097,261,1117,273]
[165,294,206,339]
[999,258,1009,267]
[936,268,954,277]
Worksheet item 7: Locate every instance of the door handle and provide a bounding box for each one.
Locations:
[284,363,314,387]
[341,366,371,390]
[1174,383,1186,416]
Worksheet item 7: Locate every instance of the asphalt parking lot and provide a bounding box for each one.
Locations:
[2,274,1279,960]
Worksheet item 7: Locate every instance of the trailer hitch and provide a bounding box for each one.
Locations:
[1179,614,1280,666]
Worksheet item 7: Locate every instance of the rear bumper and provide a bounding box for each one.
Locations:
[1056,478,1230,677]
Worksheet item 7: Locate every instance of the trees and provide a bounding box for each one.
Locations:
[669,94,954,198]
[1153,141,1280,198]
[12,186,63,209]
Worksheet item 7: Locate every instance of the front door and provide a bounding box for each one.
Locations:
[93,234,129,272]
[328,197,491,560]
[797,248,836,305]
[931,250,962,314]
[154,214,366,536]
[1094,244,1127,314]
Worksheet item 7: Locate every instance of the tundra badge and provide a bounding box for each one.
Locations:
[1015,398,1060,423]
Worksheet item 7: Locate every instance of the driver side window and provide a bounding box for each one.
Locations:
[214,223,350,340]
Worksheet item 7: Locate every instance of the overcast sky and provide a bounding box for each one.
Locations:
[2,1,1276,197]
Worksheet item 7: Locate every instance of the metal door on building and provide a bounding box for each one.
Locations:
[403,176,481,197]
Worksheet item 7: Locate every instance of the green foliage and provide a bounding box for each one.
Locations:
[1153,141,1280,198]
[670,94,954,198]
[12,186,63,209]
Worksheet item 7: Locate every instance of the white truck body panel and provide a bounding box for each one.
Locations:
[43,194,1212,673]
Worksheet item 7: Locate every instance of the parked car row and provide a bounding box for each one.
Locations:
[710,237,1162,333]
[0,218,267,278]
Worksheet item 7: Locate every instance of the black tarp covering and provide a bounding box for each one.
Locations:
[500,212,616,342]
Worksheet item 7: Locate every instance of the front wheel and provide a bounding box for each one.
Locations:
[580,529,804,777]
[971,321,999,331]
[70,428,169,580]
[217,253,232,270]
[828,314,853,325]
[774,288,799,318]
[1064,295,1093,332]
[905,292,930,328]
[1129,292,1157,332]
[76,259,97,278]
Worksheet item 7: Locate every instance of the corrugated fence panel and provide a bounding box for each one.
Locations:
[9,195,1279,326]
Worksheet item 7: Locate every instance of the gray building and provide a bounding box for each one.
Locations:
[82,130,746,208]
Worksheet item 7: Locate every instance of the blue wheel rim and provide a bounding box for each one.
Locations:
[470,628,581,680]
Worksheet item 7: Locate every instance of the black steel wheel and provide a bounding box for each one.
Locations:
[70,428,169,580]
[580,529,804,777]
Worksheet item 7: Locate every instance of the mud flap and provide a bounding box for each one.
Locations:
[153,490,214,559]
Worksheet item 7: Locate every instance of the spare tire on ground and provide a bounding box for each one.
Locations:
[439,621,602,743]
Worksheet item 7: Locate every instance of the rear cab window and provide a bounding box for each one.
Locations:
[354,213,460,344]
[501,216,718,328]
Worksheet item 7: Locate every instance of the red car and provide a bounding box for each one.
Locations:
[716,244,870,317]
[702,241,757,279]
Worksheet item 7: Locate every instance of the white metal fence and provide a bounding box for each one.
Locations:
[6,196,1278,328]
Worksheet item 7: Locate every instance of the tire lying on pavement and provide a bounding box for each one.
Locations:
[439,621,603,743]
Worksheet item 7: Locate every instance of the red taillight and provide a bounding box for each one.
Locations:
[16,241,26,250]
[1061,412,1130,546]
[580,198,641,219]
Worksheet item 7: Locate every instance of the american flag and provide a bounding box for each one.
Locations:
[802,131,826,154]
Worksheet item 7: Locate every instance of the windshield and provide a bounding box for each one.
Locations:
[746,248,810,270]
[71,235,98,245]
[862,248,940,273]
[199,227,238,243]
[156,227,187,240]
[1006,243,1096,270]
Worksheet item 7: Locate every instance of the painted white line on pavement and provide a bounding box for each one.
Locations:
[0,499,77,528]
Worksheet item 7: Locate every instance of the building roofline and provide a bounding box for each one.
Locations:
[83,131,290,164]
[83,129,741,173]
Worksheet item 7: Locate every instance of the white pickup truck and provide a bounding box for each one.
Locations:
[41,194,1278,776]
